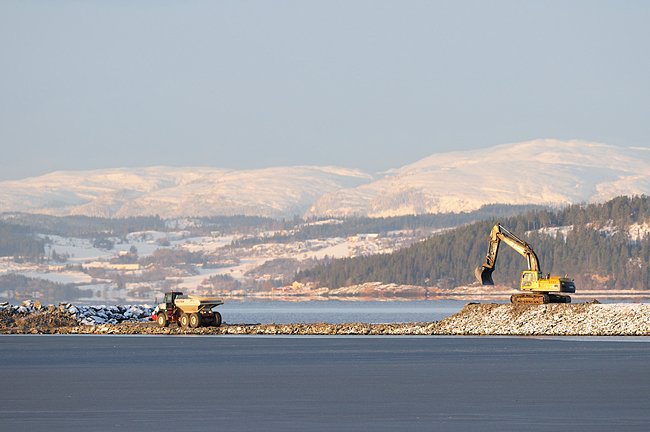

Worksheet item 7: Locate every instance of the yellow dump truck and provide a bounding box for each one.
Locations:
[152,291,224,328]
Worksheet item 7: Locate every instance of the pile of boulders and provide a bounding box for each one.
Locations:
[0,300,153,332]
[1,300,78,332]
[63,303,154,325]
[433,301,650,336]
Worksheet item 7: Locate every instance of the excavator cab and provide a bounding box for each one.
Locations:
[520,271,539,289]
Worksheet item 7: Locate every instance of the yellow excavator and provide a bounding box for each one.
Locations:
[475,223,575,304]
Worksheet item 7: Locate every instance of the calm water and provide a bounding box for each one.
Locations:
[1,335,648,432]
[217,299,466,324]
[214,298,644,324]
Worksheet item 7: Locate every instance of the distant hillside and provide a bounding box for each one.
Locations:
[232,204,544,247]
[296,195,650,291]
[0,166,371,219]
[2,140,650,219]
[307,140,650,217]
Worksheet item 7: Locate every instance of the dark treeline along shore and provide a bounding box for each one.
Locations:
[298,195,650,291]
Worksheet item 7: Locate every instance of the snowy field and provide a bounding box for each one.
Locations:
[2,228,414,302]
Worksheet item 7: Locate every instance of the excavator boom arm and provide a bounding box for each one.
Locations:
[475,223,540,285]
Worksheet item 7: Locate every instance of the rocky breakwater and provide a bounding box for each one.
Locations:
[433,302,650,336]
[0,300,153,334]
[1,300,649,336]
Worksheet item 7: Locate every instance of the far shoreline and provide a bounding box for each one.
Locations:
[45,291,650,305]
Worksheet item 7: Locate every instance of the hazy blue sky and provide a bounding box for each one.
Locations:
[1,1,649,180]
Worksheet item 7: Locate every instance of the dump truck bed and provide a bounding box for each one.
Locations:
[173,296,224,313]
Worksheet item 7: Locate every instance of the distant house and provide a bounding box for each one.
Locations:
[83,262,141,271]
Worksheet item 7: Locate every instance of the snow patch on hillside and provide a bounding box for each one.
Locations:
[629,222,650,241]
[534,225,574,240]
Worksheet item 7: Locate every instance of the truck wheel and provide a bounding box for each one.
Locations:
[179,314,190,328]
[156,313,168,327]
[189,313,201,328]
[213,312,222,327]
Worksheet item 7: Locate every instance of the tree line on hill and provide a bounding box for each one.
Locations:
[0,213,279,261]
[2,213,166,237]
[231,204,542,247]
[0,222,45,260]
[296,195,650,291]
[0,214,168,261]
[0,205,541,261]
[0,274,93,302]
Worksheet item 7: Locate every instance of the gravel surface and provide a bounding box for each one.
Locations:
[1,300,649,336]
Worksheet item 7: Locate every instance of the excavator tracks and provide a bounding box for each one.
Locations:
[511,293,572,304]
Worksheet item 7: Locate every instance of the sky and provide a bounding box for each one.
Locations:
[1,1,649,181]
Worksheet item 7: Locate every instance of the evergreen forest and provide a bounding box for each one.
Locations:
[296,196,650,291]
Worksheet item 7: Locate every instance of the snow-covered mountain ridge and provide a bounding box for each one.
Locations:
[2,139,650,218]
[0,166,371,218]
[308,139,650,217]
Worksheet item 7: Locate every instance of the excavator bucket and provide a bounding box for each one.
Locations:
[475,265,495,285]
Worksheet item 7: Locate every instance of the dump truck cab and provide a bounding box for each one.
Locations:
[164,291,183,311]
